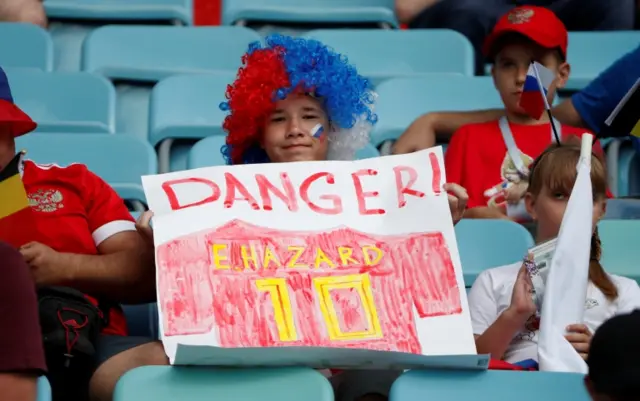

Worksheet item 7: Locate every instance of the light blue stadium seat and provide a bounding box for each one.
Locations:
[598,220,640,284]
[355,143,380,159]
[223,0,397,28]
[114,366,334,401]
[0,23,53,71]
[82,26,261,82]
[38,376,52,401]
[150,74,235,173]
[44,0,192,25]
[304,29,474,83]
[566,32,640,91]
[604,198,640,220]
[390,370,590,401]
[455,219,534,287]
[15,133,157,208]
[6,69,116,133]
[372,76,503,147]
[616,140,640,197]
[188,135,228,169]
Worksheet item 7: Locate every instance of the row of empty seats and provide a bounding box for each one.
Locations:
[29,365,591,401]
[4,23,639,90]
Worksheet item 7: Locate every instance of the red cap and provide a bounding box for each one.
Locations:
[483,6,567,59]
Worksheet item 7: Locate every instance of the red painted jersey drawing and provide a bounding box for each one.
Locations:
[157,220,462,354]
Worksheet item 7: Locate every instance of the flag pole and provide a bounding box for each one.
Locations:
[532,62,562,145]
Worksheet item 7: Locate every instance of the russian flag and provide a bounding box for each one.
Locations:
[520,61,555,120]
[0,152,40,249]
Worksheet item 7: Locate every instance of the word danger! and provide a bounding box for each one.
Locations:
[160,153,442,215]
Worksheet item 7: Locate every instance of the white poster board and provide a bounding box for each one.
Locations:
[142,147,487,370]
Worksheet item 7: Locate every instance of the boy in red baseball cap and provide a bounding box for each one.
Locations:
[444,6,605,222]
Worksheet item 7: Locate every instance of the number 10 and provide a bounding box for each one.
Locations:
[255,273,383,342]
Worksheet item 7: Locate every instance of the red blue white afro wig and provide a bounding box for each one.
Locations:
[220,34,378,165]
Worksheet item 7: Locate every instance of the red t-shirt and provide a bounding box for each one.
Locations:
[158,220,463,354]
[22,159,136,336]
[445,120,605,210]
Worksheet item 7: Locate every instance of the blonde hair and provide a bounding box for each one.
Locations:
[527,142,617,300]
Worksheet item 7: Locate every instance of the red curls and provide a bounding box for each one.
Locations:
[222,47,291,164]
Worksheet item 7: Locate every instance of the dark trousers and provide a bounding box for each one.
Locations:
[409,0,637,74]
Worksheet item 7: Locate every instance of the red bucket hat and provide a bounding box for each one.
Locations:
[483,6,568,59]
[0,67,37,137]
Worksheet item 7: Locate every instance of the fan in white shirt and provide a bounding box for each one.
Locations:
[469,143,640,364]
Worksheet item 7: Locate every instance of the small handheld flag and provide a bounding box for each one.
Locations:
[0,152,39,249]
[520,61,561,144]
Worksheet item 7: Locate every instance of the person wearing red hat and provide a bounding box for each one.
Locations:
[0,67,167,401]
[442,6,606,222]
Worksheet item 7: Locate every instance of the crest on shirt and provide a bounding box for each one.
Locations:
[28,189,64,213]
[508,8,534,24]
[484,150,534,210]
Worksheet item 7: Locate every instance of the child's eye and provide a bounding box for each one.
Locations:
[303,115,318,120]
[553,192,567,200]
[270,116,285,122]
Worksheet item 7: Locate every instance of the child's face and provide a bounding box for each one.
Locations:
[492,41,570,118]
[261,94,329,163]
[525,185,606,242]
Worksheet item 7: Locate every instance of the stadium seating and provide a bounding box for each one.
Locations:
[372,76,503,147]
[38,376,52,401]
[598,220,640,284]
[15,133,157,209]
[566,32,640,91]
[82,26,260,82]
[188,135,228,169]
[82,26,260,169]
[455,219,534,287]
[223,0,398,28]
[113,366,334,401]
[304,29,474,84]
[0,23,53,71]
[604,198,640,219]
[44,0,193,25]
[6,69,116,133]
[616,139,640,197]
[389,370,590,401]
[149,73,234,172]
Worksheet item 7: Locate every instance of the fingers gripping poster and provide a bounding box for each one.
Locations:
[142,147,487,369]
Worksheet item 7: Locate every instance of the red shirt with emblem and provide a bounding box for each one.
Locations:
[444,120,605,210]
[23,160,136,336]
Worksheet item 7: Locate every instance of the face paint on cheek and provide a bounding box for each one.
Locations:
[311,123,324,139]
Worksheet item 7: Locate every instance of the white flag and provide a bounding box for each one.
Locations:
[538,134,594,373]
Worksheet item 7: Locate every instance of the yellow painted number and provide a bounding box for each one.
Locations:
[256,274,382,342]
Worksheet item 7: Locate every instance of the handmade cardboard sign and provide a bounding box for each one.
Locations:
[142,147,486,369]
